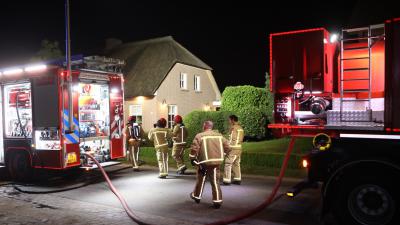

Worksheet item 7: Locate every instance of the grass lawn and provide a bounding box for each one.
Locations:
[242,137,312,154]
[123,137,313,178]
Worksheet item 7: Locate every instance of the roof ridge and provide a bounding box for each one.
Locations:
[173,41,212,70]
[121,36,174,48]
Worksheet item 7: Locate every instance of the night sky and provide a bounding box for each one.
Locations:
[0,1,399,90]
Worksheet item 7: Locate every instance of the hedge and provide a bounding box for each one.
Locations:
[221,85,273,138]
[136,147,303,169]
[124,147,307,177]
[237,106,266,138]
[183,110,232,145]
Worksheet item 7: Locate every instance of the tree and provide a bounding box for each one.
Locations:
[31,39,63,62]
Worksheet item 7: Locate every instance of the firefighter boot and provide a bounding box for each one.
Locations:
[190,193,200,204]
[232,180,241,185]
[213,202,222,209]
[177,165,187,175]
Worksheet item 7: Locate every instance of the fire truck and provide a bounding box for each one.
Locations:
[269,18,400,224]
[0,56,126,181]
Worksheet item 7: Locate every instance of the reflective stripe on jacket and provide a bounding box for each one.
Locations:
[190,130,231,166]
[172,123,188,145]
[148,128,171,149]
[229,123,244,149]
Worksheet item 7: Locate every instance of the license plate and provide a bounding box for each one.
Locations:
[67,152,77,164]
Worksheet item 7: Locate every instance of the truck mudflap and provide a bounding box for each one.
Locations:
[286,179,319,198]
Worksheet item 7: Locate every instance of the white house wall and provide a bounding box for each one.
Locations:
[155,63,220,120]
[124,63,221,132]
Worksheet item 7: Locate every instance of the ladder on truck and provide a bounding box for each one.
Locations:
[339,24,384,123]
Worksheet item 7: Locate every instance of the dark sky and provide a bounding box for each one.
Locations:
[0,1,399,90]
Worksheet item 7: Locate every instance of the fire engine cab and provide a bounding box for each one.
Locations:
[269,18,400,225]
[0,56,125,181]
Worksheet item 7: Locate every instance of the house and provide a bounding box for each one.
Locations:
[106,36,221,131]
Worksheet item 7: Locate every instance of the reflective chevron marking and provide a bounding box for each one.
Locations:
[63,109,79,144]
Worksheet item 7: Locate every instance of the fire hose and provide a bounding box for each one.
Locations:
[84,153,151,225]
[84,136,297,225]
[12,166,132,194]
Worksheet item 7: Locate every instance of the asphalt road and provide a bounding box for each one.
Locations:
[0,165,323,225]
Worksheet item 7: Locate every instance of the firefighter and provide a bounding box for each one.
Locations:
[136,122,145,165]
[171,115,188,174]
[125,116,142,171]
[223,115,245,185]
[189,121,231,209]
[148,118,172,178]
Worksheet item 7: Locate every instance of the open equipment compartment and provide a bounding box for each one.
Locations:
[77,82,111,166]
[3,83,32,138]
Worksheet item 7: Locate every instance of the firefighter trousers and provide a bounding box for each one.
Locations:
[128,141,140,169]
[172,144,186,170]
[223,149,242,183]
[156,148,169,177]
[192,165,223,204]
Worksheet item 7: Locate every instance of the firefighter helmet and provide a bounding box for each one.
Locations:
[128,116,136,123]
[174,115,183,124]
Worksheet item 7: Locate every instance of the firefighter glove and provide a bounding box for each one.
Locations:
[191,159,198,166]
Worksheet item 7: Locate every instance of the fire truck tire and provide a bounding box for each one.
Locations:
[8,152,33,181]
[331,168,399,225]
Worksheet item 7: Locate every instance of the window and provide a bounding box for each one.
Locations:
[167,105,178,128]
[180,73,187,89]
[194,75,201,92]
[129,104,143,123]
[3,83,32,138]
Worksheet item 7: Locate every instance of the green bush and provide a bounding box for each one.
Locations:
[237,106,266,137]
[183,110,232,145]
[221,85,273,138]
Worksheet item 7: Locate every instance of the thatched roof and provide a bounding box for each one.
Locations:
[106,36,212,98]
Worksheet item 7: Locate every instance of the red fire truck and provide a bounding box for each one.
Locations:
[0,56,125,181]
[269,18,400,224]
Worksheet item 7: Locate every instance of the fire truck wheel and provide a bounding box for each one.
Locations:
[332,169,399,225]
[8,152,33,181]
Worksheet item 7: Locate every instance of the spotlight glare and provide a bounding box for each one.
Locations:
[330,34,338,43]
[25,64,47,72]
[3,68,23,75]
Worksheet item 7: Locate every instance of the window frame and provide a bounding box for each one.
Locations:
[167,105,178,128]
[194,75,201,92]
[129,104,143,123]
[180,73,188,90]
